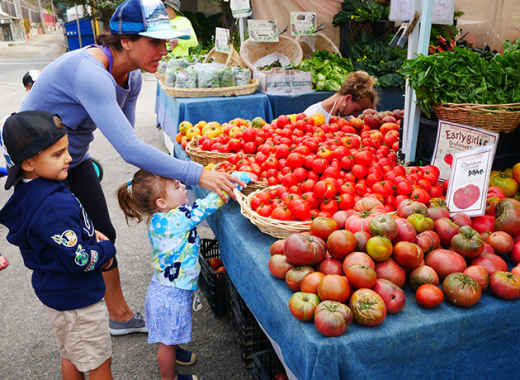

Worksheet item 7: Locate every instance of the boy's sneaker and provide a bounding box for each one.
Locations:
[176,347,197,366]
[177,375,198,380]
[109,312,148,336]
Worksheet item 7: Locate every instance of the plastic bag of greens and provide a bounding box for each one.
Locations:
[157,60,168,74]
[234,67,251,86]
[195,64,221,88]
[165,66,176,87]
[168,58,191,71]
[175,67,197,88]
[219,67,236,87]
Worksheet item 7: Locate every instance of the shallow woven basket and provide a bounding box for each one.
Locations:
[296,32,341,59]
[240,35,303,71]
[433,103,520,133]
[212,162,267,195]
[235,186,311,239]
[160,79,258,98]
[204,45,247,67]
[185,137,233,166]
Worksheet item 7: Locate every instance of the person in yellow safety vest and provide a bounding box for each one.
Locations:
[163,0,198,57]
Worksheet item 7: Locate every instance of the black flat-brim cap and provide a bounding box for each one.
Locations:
[2,111,67,190]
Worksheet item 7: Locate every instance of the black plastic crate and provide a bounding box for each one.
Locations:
[227,277,271,359]
[198,239,228,317]
[251,349,286,380]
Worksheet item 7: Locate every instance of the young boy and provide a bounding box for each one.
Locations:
[22,70,40,91]
[0,111,116,379]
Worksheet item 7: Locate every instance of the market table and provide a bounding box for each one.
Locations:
[174,143,520,380]
[155,82,274,141]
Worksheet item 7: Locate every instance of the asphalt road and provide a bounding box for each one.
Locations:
[0,33,254,380]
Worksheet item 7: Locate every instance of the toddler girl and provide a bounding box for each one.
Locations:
[117,170,251,380]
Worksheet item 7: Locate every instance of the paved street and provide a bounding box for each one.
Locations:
[0,33,254,379]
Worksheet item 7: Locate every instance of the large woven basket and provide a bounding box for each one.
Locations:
[433,103,520,133]
[160,79,258,98]
[240,35,303,71]
[296,32,341,59]
[185,137,233,166]
[204,44,247,67]
[235,186,311,239]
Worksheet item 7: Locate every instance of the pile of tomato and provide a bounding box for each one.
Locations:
[268,194,520,337]
[206,109,445,221]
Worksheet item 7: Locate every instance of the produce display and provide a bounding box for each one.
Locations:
[267,192,520,337]
[401,40,520,117]
[186,108,446,221]
[294,51,354,92]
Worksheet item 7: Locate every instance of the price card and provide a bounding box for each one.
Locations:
[230,0,251,18]
[215,27,230,53]
[248,20,279,42]
[389,0,454,25]
[446,145,494,217]
[432,120,499,181]
[290,12,317,36]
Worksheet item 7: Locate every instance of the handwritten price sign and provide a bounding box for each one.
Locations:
[432,120,499,181]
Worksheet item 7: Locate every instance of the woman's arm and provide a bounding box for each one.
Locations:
[74,63,202,185]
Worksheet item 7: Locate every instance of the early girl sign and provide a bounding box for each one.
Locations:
[431,120,499,181]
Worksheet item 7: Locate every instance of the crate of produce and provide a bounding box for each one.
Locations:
[250,349,287,380]
[227,277,271,360]
[198,239,228,317]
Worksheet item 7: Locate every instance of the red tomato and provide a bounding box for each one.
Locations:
[271,206,292,220]
[320,199,339,214]
[340,182,356,195]
[416,178,432,192]
[286,152,304,169]
[372,181,394,197]
[312,157,328,174]
[322,166,341,180]
[293,167,308,183]
[256,203,273,217]
[351,164,368,179]
[314,180,337,200]
[411,188,431,204]
[338,193,355,210]
[280,174,297,188]
[416,284,444,308]
[354,150,373,166]
[340,155,355,171]
[288,199,311,221]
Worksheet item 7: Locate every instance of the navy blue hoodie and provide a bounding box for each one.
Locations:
[0,178,116,311]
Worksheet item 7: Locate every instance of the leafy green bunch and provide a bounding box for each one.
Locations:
[295,51,354,92]
[333,0,389,25]
[401,42,520,117]
[349,36,406,88]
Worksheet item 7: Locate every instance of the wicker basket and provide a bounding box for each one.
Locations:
[185,137,233,166]
[433,103,520,133]
[240,35,303,72]
[204,44,247,67]
[235,186,311,239]
[296,32,341,59]
[212,162,268,195]
[160,79,258,98]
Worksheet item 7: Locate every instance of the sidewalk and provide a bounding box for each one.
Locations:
[0,31,66,58]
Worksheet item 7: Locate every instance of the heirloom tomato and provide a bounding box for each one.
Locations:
[442,273,481,308]
[317,274,351,303]
[288,292,320,321]
[349,289,387,326]
[314,301,353,337]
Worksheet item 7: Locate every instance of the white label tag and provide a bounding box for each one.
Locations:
[290,12,317,36]
[432,120,499,181]
[215,27,230,53]
[230,0,251,18]
[446,146,494,217]
[248,20,279,42]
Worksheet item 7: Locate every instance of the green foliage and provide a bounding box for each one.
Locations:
[183,11,223,50]
[401,42,520,117]
[349,35,406,88]
[333,0,389,25]
[295,50,354,92]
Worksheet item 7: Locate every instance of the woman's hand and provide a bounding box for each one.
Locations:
[198,169,247,202]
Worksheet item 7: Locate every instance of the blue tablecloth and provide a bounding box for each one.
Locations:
[155,82,273,140]
[267,91,333,118]
[174,142,520,380]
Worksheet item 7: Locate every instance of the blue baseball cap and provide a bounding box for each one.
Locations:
[110,0,190,40]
